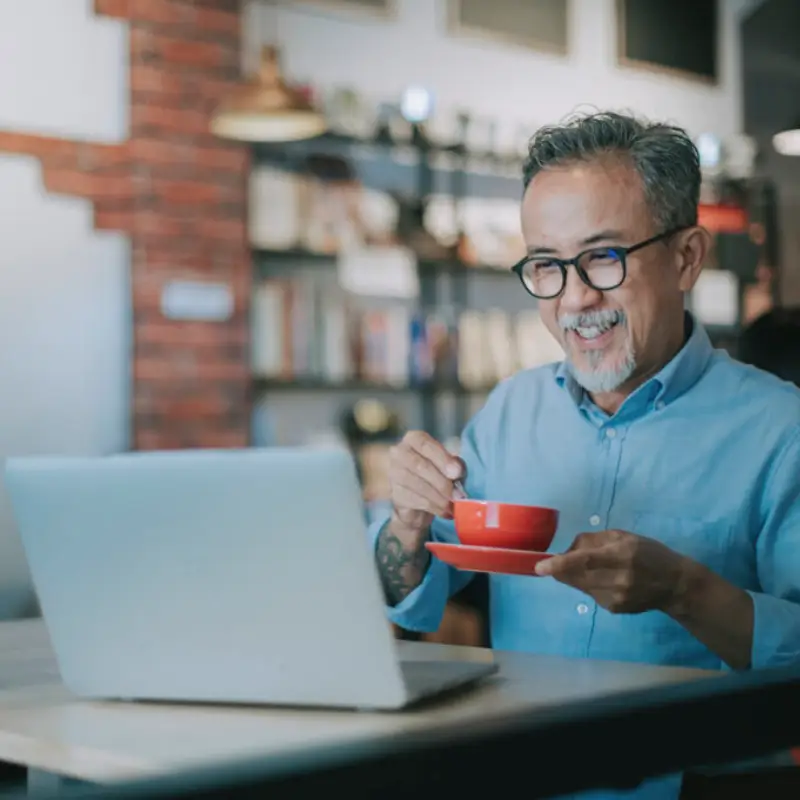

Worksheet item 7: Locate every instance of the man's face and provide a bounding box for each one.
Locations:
[520,158,697,396]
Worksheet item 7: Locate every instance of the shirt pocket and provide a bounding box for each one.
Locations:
[631,510,735,578]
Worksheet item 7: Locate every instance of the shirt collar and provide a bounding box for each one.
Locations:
[555,312,714,415]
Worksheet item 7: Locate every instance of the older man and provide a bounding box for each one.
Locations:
[369,112,800,799]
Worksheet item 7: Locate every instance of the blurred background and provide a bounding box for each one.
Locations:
[0,0,796,647]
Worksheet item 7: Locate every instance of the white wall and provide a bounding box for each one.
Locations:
[262,0,752,142]
[0,0,128,142]
[0,0,131,619]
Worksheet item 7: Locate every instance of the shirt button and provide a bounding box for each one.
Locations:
[605,428,616,439]
[589,514,601,526]
[577,603,590,615]
[655,401,665,410]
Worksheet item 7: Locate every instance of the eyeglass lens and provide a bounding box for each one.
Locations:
[520,247,624,298]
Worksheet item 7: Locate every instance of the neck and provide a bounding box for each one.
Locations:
[589,316,688,415]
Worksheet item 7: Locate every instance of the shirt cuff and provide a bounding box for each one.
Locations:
[367,515,463,634]
[747,590,800,669]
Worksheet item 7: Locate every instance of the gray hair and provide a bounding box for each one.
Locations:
[522,111,700,231]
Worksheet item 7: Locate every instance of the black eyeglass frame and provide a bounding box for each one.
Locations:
[511,227,687,299]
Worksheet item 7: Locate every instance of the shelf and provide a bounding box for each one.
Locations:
[252,247,513,279]
[253,248,335,267]
[253,129,524,167]
[252,377,496,394]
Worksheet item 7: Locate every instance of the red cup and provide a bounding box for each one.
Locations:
[453,499,558,551]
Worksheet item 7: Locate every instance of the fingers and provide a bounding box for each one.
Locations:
[392,480,450,518]
[388,431,465,522]
[535,541,619,578]
[390,443,452,502]
[405,430,464,481]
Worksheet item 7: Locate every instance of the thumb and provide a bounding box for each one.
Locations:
[444,456,466,481]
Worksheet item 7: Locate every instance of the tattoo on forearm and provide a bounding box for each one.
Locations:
[376,527,430,606]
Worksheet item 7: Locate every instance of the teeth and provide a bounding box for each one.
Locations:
[577,326,603,339]
[561,312,621,340]
[575,319,617,339]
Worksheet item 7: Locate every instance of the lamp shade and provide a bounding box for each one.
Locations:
[773,121,800,156]
[210,46,326,143]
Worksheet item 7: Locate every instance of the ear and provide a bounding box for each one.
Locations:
[675,227,712,292]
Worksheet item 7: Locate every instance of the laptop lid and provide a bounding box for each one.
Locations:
[4,448,409,709]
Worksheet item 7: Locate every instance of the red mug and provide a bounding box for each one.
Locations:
[453,499,558,551]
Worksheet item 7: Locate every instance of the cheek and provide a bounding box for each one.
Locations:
[612,285,649,339]
[539,302,561,340]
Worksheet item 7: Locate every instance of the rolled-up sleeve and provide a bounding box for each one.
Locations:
[750,427,800,669]
[366,401,494,633]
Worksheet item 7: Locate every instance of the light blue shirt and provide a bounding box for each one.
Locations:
[369,314,800,799]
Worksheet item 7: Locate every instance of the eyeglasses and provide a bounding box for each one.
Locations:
[511,228,685,300]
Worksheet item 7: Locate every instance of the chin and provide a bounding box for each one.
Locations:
[568,346,637,394]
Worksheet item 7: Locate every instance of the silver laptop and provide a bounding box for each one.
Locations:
[3,447,496,710]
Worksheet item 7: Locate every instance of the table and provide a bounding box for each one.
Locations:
[0,618,719,794]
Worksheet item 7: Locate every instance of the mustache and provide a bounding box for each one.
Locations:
[559,309,626,330]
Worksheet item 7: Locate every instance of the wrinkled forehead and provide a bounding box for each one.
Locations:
[520,158,652,251]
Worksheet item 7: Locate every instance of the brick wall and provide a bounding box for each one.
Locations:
[0,0,252,450]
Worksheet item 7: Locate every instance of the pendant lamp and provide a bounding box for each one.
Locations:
[210,45,327,143]
[773,120,800,157]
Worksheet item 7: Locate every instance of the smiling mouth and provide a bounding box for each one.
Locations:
[567,312,623,348]
[575,321,617,340]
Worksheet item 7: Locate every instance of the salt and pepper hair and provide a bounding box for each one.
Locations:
[522,110,701,232]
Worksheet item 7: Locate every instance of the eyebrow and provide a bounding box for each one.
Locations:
[527,230,626,256]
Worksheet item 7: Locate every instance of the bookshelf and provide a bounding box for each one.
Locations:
[247,122,560,448]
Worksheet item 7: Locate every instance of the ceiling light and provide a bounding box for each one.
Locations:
[210,46,326,143]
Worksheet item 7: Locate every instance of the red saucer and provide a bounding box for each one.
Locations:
[426,542,552,576]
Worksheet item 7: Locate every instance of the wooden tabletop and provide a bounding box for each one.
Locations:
[0,619,719,785]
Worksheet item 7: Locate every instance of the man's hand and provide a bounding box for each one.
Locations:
[388,430,466,538]
[534,529,688,614]
[377,430,465,607]
[535,528,755,669]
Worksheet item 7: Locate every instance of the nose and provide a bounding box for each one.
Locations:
[559,264,603,313]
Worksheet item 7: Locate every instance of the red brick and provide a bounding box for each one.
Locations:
[129,27,157,61]
[131,104,212,137]
[138,320,248,346]
[196,430,248,448]
[94,209,135,232]
[77,143,130,171]
[127,0,193,25]
[135,245,216,272]
[195,7,240,36]
[132,30,237,72]
[134,356,248,382]
[166,396,232,417]
[130,64,187,95]
[94,0,131,18]
[201,218,246,244]
[43,170,135,200]
[0,132,79,160]
[131,137,248,172]
[152,178,226,205]
[103,0,238,36]
[134,430,185,451]
[96,209,193,237]
[158,37,229,69]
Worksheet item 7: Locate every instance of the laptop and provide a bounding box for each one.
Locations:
[3,447,497,710]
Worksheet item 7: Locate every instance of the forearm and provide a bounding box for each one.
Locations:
[375,517,431,607]
[666,558,754,670]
